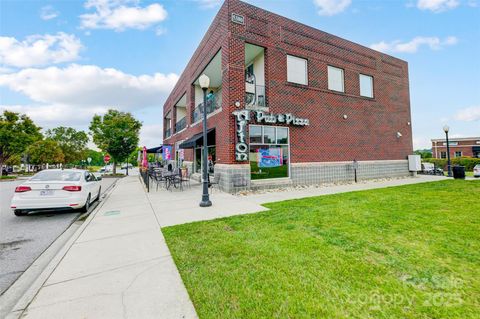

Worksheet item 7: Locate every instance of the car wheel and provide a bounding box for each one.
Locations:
[14,210,27,216]
[81,194,91,213]
[96,187,102,201]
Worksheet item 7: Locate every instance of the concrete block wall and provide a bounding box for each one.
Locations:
[214,164,250,193]
[291,160,409,185]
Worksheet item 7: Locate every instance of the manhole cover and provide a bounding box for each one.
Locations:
[103,210,120,216]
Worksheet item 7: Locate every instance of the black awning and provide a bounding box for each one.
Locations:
[146,146,163,153]
[145,145,172,153]
[179,128,215,149]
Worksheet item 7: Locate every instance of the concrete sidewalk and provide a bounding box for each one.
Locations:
[13,176,197,319]
[13,174,451,318]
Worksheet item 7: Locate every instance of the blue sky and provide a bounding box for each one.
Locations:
[1,0,479,149]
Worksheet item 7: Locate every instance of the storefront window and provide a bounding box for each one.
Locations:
[195,146,216,174]
[249,125,289,180]
[249,125,262,143]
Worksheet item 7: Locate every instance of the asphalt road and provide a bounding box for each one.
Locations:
[0,177,118,295]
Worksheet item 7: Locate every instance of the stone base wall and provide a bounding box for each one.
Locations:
[212,160,410,193]
[214,164,250,193]
[290,160,410,185]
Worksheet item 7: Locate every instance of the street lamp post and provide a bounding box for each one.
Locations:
[443,125,452,177]
[199,74,212,207]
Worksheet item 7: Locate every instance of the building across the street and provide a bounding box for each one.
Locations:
[163,0,414,192]
[431,137,480,159]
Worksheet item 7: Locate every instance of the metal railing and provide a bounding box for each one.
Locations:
[139,169,150,192]
[175,117,186,132]
[193,97,220,123]
[245,84,266,108]
[165,128,171,138]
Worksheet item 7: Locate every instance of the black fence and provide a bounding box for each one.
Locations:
[139,169,150,192]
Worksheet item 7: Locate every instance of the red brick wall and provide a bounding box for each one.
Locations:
[432,139,480,158]
[163,0,413,164]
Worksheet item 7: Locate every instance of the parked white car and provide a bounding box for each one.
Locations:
[474,164,480,178]
[10,169,102,216]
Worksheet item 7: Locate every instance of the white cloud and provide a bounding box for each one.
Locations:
[413,136,432,150]
[454,106,480,121]
[40,5,59,20]
[80,0,167,31]
[370,36,458,53]
[196,0,222,9]
[417,0,459,12]
[0,104,107,128]
[139,124,163,147]
[0,33,82,68]
[0,64,178,109]
[313,0,352,16]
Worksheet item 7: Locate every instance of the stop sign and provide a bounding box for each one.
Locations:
[104,154,111,163]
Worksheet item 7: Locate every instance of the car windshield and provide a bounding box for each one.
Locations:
[30,171,82,182]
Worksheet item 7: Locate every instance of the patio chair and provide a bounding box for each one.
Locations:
[181,169,192,189]
[209,174,221,193]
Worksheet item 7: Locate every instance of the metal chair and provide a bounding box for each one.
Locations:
[209,174,221,193]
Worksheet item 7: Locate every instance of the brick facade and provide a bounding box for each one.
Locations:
[431,137,480,159]
[163,0,414,191]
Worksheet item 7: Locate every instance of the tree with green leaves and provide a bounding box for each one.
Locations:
[89,109,142,174]
[0,110,42,176]
[27,139,64,165]
[45,126,89,164]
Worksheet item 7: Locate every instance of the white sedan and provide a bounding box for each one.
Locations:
[11,169,102,216]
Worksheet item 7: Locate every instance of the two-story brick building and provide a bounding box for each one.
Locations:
[163,0,413,192]
[431,137,480,159]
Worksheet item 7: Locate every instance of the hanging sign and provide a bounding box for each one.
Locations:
[163,146,172,160]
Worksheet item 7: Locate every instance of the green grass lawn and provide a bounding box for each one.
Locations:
[163,180,480,319]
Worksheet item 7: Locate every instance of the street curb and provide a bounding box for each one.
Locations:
[4,179,120,319]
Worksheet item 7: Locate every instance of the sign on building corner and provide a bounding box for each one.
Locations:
[233,110,250,161]
[231,13,245,25]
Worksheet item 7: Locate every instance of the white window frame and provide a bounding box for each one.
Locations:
[440,151,447,159]
[328,65,345,92]
[454,151,462,158]
[359,74,374,98]
[287,55,308,85]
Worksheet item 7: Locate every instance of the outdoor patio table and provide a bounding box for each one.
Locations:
[163,172,182,190]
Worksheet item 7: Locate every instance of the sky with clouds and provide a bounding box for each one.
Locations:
[1,0,479,149]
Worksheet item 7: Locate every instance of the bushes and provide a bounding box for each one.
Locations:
[423,157,480,171]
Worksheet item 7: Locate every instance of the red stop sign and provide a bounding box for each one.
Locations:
[104,154,111,163]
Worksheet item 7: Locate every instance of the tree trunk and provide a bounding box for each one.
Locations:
[113,162,117,174]
[0,159,3,177]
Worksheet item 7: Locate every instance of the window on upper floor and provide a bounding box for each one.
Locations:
[328,66,344,92]
[359,74,374,98]
[287,55,308,85]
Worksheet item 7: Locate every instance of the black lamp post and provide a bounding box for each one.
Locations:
[443,125,452,177]
[199,74,212,207]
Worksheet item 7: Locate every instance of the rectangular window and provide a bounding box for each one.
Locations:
[249,125,262,144]
[359,74,373,98]
[263,126,275,144]
[455,151,462,157]
[440,152,447,159]
[287,55,308,85]
[250,125,289,180]
[276,127,288,144]
[328,66,344,92]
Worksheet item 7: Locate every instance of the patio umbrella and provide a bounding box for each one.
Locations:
[142,146,148,168]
